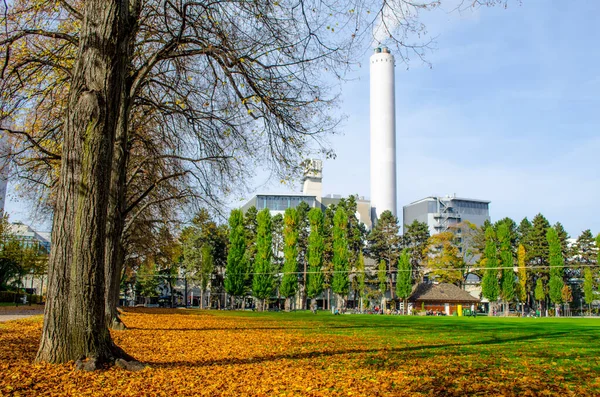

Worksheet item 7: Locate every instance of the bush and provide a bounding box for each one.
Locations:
[0,290,43,304]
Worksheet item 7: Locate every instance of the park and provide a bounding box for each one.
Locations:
[1,308,599,396]
[1,1,600,396]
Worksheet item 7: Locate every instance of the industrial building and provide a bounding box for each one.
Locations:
[242,159,372,229]
[403,195,491,235]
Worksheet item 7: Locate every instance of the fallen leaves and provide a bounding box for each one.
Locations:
[0,310,599,396]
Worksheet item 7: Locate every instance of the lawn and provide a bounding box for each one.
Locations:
[1,309,599,396]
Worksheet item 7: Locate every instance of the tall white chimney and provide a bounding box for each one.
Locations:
[370,47,397,223]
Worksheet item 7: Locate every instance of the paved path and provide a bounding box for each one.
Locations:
[0,314,42,322]
[0,307,44,322]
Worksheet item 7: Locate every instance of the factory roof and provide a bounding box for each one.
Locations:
[405,195,491,206]
[254,192,317,197]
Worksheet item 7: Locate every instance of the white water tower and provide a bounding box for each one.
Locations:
[370,47,397,223]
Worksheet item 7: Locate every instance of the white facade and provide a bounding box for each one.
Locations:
[370,47,397,223]
[301,159,323,203]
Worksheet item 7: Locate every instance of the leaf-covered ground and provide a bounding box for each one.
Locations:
[1,309,599,396]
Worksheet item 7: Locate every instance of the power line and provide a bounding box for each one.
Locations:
[140,263,599,278]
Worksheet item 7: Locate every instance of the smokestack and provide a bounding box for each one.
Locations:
[370,47,397,224]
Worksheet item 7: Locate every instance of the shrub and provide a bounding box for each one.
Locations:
[0,291,43,304]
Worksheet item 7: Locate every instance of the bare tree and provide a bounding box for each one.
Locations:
[1,0,510,368]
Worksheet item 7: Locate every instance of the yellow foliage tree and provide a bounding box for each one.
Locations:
[422,232,465,286]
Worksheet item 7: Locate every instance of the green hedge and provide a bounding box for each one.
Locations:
[0,291,43,304]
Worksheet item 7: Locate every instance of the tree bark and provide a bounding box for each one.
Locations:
[284,297,291,312]
[104,91,131,330]
[36,0,137,366]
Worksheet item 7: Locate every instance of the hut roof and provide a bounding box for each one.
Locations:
[409,283,479,303]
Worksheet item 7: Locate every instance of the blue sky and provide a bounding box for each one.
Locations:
[5,1,600,238]
[242,1,600,238]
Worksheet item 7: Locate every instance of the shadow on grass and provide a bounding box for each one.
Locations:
[150,330,576,369]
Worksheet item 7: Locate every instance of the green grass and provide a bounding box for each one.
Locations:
[210,309,600,391]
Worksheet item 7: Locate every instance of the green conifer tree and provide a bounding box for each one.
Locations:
[481,227,499,313]
[280,208,299,311]
[224,209,246,308]
[402,220,430,283]
[253,209,274,311]
[331,206,349,308]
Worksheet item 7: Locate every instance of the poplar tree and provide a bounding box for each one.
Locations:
[331,206,349,309]
[547,227,564,315]
[517,244,527,316]
[481,227,499,313]
[322,205,335,310]
[396,250,412,314]
[296,201,311,309]
[224,209,247,309]
[583,268,594,315]
[253,209,274,311]
[244,206,259,289]
[306,208,324,308]
[355,251,366,312]
[534,278,545,314]
[280,208,299,311]
[498,223,515,315]
[378,260,387,308]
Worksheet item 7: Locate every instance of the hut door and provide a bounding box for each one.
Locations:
[445,303,450,316]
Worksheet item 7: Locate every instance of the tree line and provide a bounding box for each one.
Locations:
[176,206,599,316]
[177,197,423,312]
[480,215,600,316]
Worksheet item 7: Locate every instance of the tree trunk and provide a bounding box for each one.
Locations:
[284,297,291,312]
[36,1,137,366]
[302,260,307,310]
[230,295,235,310]
[104,79,131,330]
[200,289,204,309]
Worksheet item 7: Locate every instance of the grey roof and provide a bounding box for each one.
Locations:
[405,196,491,206]
[409,283,479,303]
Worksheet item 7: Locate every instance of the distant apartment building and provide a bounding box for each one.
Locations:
[402,195,491,235]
